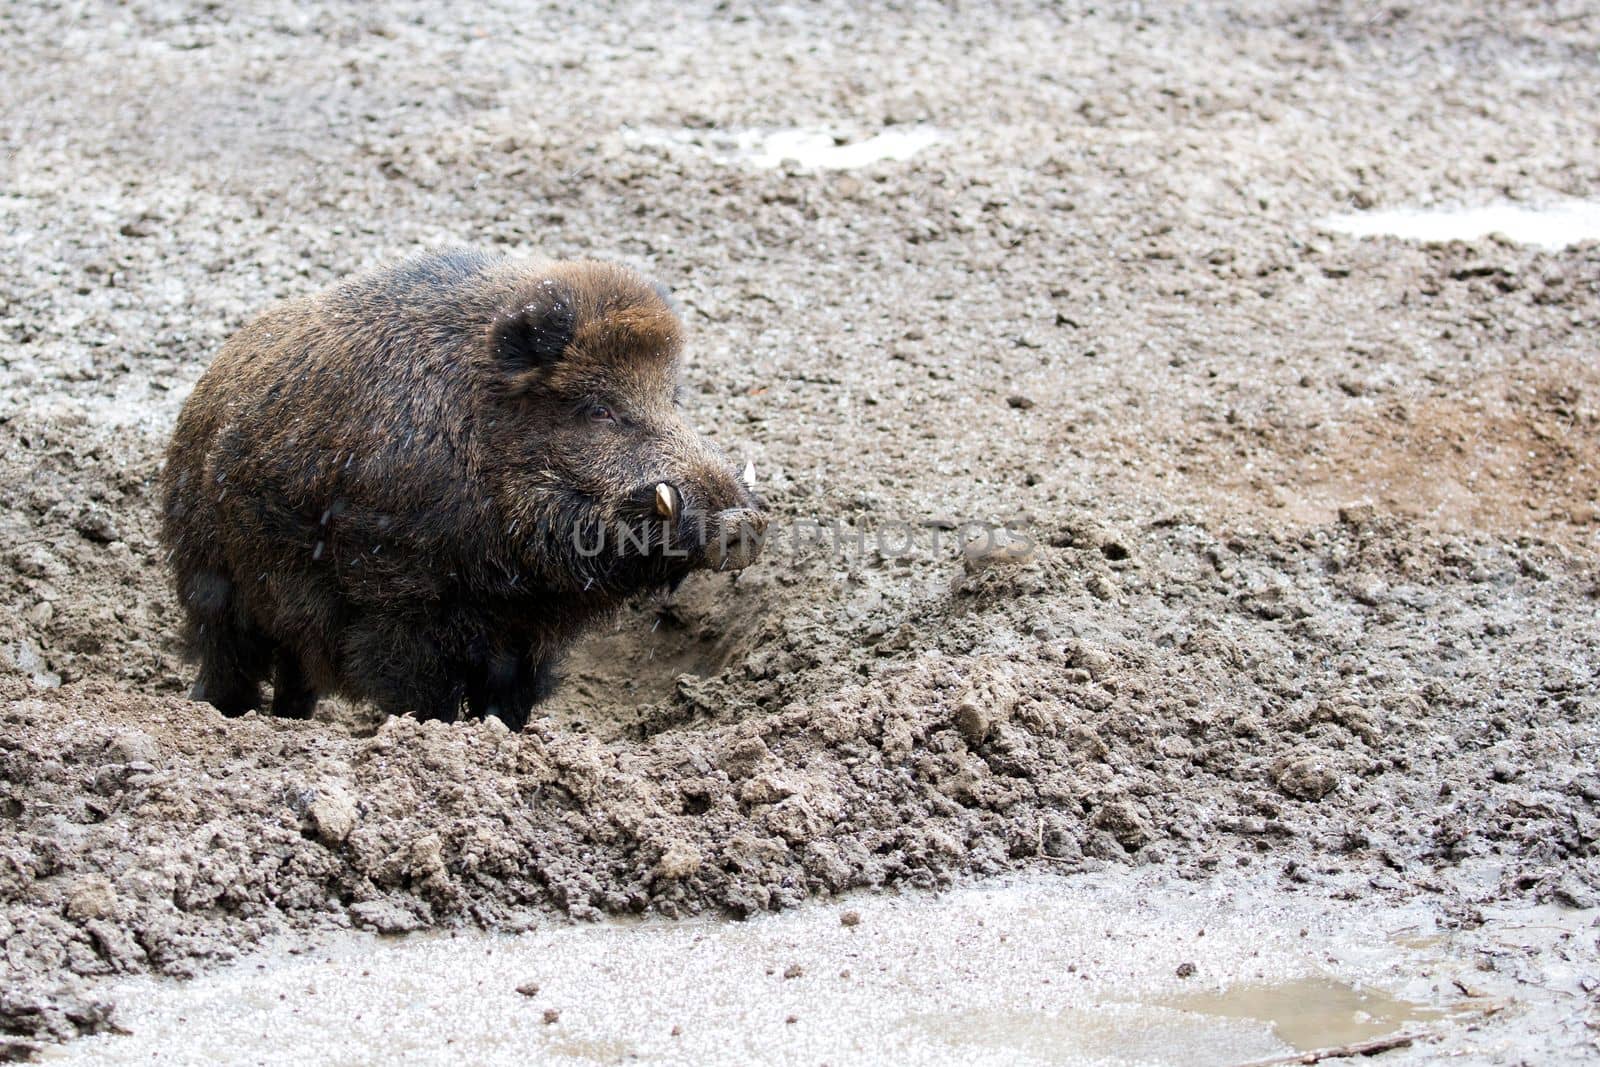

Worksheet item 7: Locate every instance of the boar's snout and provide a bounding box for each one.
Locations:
[703,506,768,571]
[643,461,768,572]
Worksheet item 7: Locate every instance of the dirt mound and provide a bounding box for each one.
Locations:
[5,509,1597,1049]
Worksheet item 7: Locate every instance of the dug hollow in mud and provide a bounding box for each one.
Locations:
[161,250,767,730]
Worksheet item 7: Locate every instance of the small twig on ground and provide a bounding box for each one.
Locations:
[1231,1031,1425,1067]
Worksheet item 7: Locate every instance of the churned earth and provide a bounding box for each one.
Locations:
[1,0,1597,1060]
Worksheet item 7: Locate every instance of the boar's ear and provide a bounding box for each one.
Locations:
[651,280,678,313]
[490,282,577,382]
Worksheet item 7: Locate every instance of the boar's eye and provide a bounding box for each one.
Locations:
[588,403,618,425]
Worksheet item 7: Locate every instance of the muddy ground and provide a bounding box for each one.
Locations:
[2,0,1598,1058]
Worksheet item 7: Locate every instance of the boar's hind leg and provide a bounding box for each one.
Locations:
[526,658,559,705]
[190,617,273,717]
[270,649,319,720]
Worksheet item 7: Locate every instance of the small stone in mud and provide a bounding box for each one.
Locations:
[307,791,358,844]
[515,982,540,997]
[739,774,798,806]
[1337,504,1378,527]
[961,528,1035,573]
[73,508,121,544]
[542,1009,561,1024]
[953,695,992,745]
[653,841,704,880]
[24,600,53,628]
[1065,641,1115,680]
[783,964,803,979]
[840,910,861,927]
[718,736,772,778]
[349,899,423,934]
[1091,801,1155,850]
[14,546,65,580]
[1275,755,1340,801]
[101,729,160,767]
[1346,573,1388,606]
[1176,962,1196,978]
[65,875,117,922]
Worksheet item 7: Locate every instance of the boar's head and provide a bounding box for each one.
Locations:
[484,261,767,595]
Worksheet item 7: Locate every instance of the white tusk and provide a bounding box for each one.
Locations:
[741,460,756,489]
[654,482,677,520]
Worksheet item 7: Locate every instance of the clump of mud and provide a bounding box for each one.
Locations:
[4,0,1600,1055]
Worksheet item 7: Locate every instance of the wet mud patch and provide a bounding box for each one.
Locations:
[1153,976,1445,1052]
[38,868,1576,1066]
[5,491,1599,1052]
[0,415,179,696]
[1197,360,1600,542]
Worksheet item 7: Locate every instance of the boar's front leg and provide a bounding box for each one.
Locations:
[465,652,557,732]
[344,613,462,723]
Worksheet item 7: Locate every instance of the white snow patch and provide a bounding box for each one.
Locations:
[1321,200,1600,251]
[745,127,943,169]
[624,125,943,170]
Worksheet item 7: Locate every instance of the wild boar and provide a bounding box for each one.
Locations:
[162,250,766,730]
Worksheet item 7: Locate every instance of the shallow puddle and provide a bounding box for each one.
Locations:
[903,1005,1282,1065]
[1156,975,1443,1051]
[743,127,943,169]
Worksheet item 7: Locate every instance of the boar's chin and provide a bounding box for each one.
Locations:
[570,538,695,598]
[554,495,767,597]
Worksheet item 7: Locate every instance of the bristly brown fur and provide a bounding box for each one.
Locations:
[161,249,763,729]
